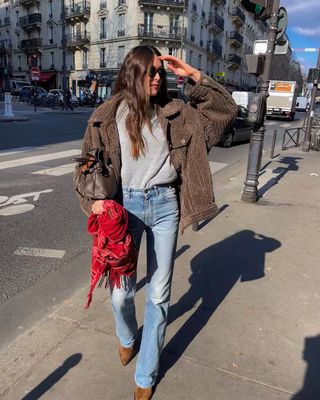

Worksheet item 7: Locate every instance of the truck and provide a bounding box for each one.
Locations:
[266,80,298,120]
[295,96,309,112]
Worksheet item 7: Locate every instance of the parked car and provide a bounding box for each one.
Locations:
[20,86,47,102]
[9,79,31,96]
[48,89,79,106]
[218,105,252,147]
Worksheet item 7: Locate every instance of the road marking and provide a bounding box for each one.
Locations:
[0,149,80,170]
[14,247,66,259]
[0,204,35,216]
[0,189,53,207]
[32,163,76,176]
[209,161,228,174]
[0,147,47,157]
[280,123,292,128]
[264,121,277,126]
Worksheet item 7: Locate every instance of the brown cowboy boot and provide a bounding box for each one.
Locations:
[119,344,136,366]
[134,386,153,400]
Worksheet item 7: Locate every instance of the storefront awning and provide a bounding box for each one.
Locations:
[38,72,55,82]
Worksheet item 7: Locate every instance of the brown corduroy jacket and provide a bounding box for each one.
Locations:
[74,73,237,233]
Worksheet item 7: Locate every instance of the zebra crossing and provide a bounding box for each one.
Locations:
[0,147,228,176]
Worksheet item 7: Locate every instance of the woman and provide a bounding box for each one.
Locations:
[75,46,237,400]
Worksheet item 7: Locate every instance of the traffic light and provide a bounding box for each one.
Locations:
[241,0,272,20]
[247,93,266,127]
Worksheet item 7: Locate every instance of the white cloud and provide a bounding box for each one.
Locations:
[284,0,319,14]
[293,27,320,37]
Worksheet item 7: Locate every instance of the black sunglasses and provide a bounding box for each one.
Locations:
[148,66,166,79]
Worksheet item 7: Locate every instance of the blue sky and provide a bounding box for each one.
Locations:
[281,0,320,75]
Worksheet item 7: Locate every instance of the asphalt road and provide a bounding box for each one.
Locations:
[0,107,306,350]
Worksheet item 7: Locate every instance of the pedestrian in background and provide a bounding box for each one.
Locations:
[74,45,237,400]
[65,88,73,111]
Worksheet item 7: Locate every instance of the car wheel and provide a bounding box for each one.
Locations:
[223,131,234,148]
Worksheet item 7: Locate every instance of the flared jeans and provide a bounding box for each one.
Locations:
[110,185,179,388]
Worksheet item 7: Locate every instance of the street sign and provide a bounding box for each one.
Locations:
[30,67,40,81]
[177,76,184,85]
[253,40,268,55]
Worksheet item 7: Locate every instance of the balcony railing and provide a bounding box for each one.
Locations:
[208,11,224,32]
[207,40,222,57]
[65,2,90,22]
[138,0,186,8]
[138,24,184,40]
[18,0,40,6]
[211,0,226,5]
[19,13,42,28]
[226,53,242,67]
[229,31,243,46]
[66,32,90,47]
[231,7,245,25]
[20,37,42,50]
[117,29,125,37]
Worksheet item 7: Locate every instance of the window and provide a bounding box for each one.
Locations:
[117,45,124,67]
[82,50,88,69]
[144,12,153,35]
[118,13,125,37]
[198,54,202,70]
[48,1,53,18]
[189,50,193,65]
[49,25,54,44]
[169,15,179,37]
[100,48,106,64]
[18,55,21,70]
[169,48,178,57]
[100,17,106,39]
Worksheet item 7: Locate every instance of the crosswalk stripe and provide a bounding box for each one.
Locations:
[280,123,292,128]
[14,247,66,259]
[0,149,80,170]
[0,147,46,157]
[32,163,76,176]
[209,161,228,174]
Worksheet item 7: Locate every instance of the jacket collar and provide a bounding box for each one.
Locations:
[88,93,183,124]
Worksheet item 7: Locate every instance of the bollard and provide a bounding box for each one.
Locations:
[270,129,277,159]
[4,92,14,117]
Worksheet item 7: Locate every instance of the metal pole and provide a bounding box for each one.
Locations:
[61,0,67,110]
[180,0,185,59]
[242,0,280,203]
[302,49,320,152]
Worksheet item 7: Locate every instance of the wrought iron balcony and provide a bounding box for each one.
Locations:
[138,0,186,9]
[211,0,226,5]
[66,32,90,49]
[207,40,222,57]
[138,24,184,41]
[19,13,42,30]
[20,38,42,51]
[231,7,245,25]
[208,11,224,32]
[226,53,242,68]
[65,2,90,24]
[18,0,40,7]
[229,31,243,47]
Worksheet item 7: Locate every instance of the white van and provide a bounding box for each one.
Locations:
[9,79,31,96]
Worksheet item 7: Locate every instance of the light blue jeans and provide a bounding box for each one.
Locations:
[110,185,179,388]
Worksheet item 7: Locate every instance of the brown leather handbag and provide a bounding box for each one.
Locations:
[73,149,118,200]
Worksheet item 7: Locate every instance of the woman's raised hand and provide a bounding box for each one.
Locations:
[159,55,201,82]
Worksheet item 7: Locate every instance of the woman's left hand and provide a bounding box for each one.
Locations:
[159,55,201,83]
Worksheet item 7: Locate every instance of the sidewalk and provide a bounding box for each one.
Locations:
[0,148,319,400]
[0,102,93,121]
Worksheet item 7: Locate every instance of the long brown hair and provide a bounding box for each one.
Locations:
[114,46,169,159]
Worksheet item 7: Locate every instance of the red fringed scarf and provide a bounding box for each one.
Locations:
[86,200,137,309]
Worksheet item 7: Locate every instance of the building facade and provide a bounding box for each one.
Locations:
[0,0,269,95]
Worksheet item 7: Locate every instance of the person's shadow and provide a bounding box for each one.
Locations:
[291,335,320,400]
[157,229,281,383]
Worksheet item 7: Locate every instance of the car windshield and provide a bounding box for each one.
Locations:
[17,82,30,89]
